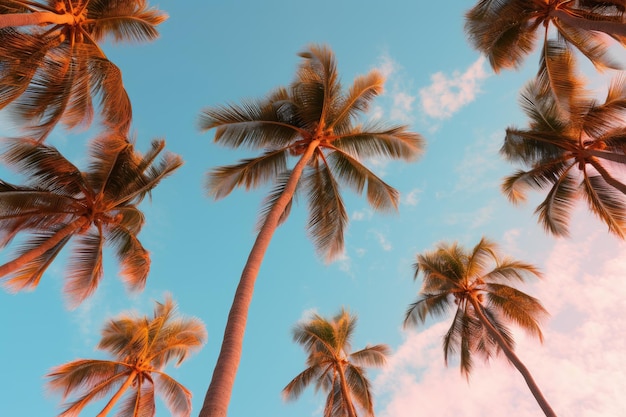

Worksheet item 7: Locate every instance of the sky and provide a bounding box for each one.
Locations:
[1,1,625,416]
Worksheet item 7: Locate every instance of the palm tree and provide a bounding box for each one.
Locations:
[47,295,207,417]
[197,44,424,417]
[283,309,389,417]
[500,67,626,238]
[404,237,555,417]
[0,134,182,307]
[465,0,626,109]
[0,0,167,140]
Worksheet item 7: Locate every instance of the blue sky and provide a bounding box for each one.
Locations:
[1,1,625,416]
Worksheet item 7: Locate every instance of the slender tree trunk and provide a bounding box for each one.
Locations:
[0,217,86,279]
[0,12,74,29]
[198,140,321,417]
[96,370,138,417]
[336,364,358,417]
[469,298,558,417]
[551,9,626,37]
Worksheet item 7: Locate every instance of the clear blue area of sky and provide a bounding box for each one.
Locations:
[1,1,624,417]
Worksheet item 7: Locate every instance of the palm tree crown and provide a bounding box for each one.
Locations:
[465,0,626,108]
[283,309,389,417]
[404,237,555,417]
[47,295,207,417]
[0,0,167,140]
[0,134,182,307]
[197,44,423,417]
[500,69,626,238]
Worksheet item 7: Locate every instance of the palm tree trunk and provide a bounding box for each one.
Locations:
[0,12,74,29]
[469,298,558,417]
[550,10,626,37]
[0,217,86,279]
[336,365,358,417]
[96,370,138,417]
[198,140,321,417]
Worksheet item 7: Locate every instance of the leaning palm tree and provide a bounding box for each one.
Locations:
[197,44,424,417]
[0,0,167,140]
[404,237,555,417]
[500,63,626,238]
[47,295,207,417]
[0,134,182,307]
[283,309,389,417]
[465,0,626,109]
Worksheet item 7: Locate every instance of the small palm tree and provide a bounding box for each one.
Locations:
[283,309,389,417]
[465,0,626,108]
[500,66,626,238]
[404,237,555,417]
[0,134,182,307]
[47,295,207,417]
[197,44,424,417]
[0,0,167,140]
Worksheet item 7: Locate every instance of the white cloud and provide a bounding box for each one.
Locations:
[373,231,392,252]
[352,208,373,221]
[420,57,490,119]
[374,53,417,123]
[374,222,626,417]
[402,188,421,207]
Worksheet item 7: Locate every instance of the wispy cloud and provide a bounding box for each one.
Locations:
[352,208,374,221]
[374,54,417,124]
[402,188,422,207]
[374,219,626,417]
[420,57,490,120]
[373,231,392,252]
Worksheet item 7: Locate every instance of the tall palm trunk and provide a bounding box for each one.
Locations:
[198,140,321,417]
[95,370,138,417]
[336,364,358,417]
[0,12,74,29]
[469,298,558,417]
[550,10,626,37]
[0,216,86,279]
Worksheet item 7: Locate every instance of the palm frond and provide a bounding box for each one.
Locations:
[348,344,389,367]
[255,170,297,231]
[304,159,347,261]
[344,364,374,416]
[581,173,626,238]
[486,283,547,342]
[482,258,542,284]
[555,18,622,71]
[116,383,155,417]
[87,0,168,43]
[64,231,104,309]
[535,168,578,236]
[329,69,384,131]
[206,148,289,200]
[282,365,322,401]
[153,372,192,417]
[89,56,132,134]
[327,149,399,212]
[404,292,452,327]
[334,123,424,161]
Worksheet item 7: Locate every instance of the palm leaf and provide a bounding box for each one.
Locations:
[404,292,452,327]
[333,123,424,161]
[485,283,547,341]
[329,70,384,132]
[153,372,192,417]
[64,231,105,308]
[87,0,168,43]
[581,173,626,237]
[535,168,578,236]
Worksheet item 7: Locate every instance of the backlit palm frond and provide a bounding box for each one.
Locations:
[255,171,297,231]
[98,316,143,357]
[464,0,539,72]
[404,293,452,327]
[419,243,467,285]
[84,133,130,193]
[486,283,547,341]
[153,372,192,417]
[47,359,126,400]
[535,168,578,236]
[282,366,322,401]
[582,174,626,238]
[349,345,389,368]
[583,75,626,139]
[114,231,150,293]
[150,320,207,368]
[441,305,465,368]
[86,0,168,43]
[458,309,477,378]
[477,304,514,355]
[536,39,586,115]
[207,148,289,200]
[344,364,374,416]
[0,28,52,111]
[89,56,132,134]
[2,233,70,291]
[329,70,384,132]
[117,384,156,417]
[295,44,341,126]
[465,237,497,279]
[334,123,425,161]
[60,43,94,131]
[517,79,569,134]
[332,309,355,353]
[501,127,570,166]
[2,138,85,194]
[501,158,571,204]
[327,149,398,212]
[64,231,104,309]
[304,159,347,261]
[555,16,622,71]
[482,258,541,284]
[199,88,301,149]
